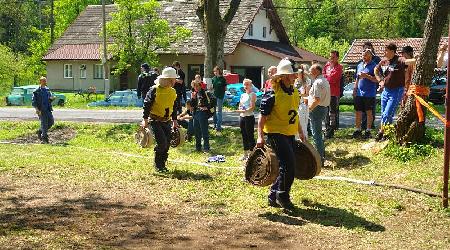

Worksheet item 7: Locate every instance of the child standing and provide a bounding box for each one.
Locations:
[235,79,257,160]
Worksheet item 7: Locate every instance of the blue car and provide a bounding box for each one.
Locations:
[225,83,263,107]
[88,90,143,107]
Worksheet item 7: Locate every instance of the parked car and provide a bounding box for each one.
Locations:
[429,75,446,105]
[88,90,143,107]
[224,83,263,107]
[5,85,66,106]
[340,82,381,105]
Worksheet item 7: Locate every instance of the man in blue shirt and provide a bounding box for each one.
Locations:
[352,49,378,139]
[32,76,55,144]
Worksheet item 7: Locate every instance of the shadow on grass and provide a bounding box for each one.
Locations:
[259,200,385,232]
[155,169,213,181]
[326,148,371,170]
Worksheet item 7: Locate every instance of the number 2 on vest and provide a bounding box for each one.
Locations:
[288,110,297,124]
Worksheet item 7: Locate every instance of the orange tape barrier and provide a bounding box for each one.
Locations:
[407,85,448,126]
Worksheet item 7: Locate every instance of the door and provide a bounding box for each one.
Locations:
[230,66,262,89]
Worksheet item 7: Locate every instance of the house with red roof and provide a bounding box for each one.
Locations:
[43,0,326,91]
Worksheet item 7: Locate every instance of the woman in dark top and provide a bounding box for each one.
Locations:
[191,80,211,152]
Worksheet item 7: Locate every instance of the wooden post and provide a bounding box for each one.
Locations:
[443,28,450,208]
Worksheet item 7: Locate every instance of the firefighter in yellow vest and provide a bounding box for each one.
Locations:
[142,67,179,172]
[257,58,305,209]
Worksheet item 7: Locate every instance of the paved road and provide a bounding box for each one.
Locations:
[0,107,444,128]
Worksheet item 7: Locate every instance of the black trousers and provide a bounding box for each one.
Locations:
[150,120,171,169]
[361,101,376,130]
[326,96,340,132]
[267,133,296,201]
[239,115,256,151]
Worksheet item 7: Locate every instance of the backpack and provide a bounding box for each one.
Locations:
[205,91,217,118]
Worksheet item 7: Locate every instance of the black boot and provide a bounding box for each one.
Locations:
[154,154,168,172]
[276,192,295,209]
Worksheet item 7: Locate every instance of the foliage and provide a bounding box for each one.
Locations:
[0,44,20,93]
[299,36,350,59]
[383,142,435,162]
[107,0,191,75]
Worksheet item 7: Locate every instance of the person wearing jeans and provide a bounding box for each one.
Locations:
[212,66,227,131]
[191,80,211,152]
[374,43,415,141]
[323,50,343,139]
[308,64,331,161]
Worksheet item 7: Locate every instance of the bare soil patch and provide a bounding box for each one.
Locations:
[8,127,76,145]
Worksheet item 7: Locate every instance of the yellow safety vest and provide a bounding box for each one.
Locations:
[151,85,177,120]
[263,84,300,136]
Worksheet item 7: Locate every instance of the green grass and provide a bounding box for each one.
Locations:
[0,121,449,248]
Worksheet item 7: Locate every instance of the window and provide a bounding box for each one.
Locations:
[263,27,267,38]
[64,64,73,78]
[248,24,253,36]
[80,64,86,79]
[94,64,103,79]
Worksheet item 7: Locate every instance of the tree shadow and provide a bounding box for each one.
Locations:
[326,149,371,170]
[260,200,384,232]
[156,169,213,181]
[0,193,170,247]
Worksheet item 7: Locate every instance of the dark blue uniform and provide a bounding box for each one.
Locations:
[32,86,54,143]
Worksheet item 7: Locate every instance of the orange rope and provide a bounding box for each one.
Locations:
[407,85,430,123]
[413,93,447,125]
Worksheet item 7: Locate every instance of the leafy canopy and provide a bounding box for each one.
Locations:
[107,0,191,74]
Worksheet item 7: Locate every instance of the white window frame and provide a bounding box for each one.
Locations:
[64,64,73,78]
[80,64,87,79]
[94,64,104,79]
[263,27,267,38]
[248,24,253,36]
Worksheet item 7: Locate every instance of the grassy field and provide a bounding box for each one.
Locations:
[0,121,449,249]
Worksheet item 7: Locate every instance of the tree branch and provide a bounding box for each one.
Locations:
[223,0,241,25]
[196,1,205,30]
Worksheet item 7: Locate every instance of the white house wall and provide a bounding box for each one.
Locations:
[242,8,280,42]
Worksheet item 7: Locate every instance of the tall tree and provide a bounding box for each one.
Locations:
[107,0,191,75]
[196,0,241,78]
[396,0,449,144]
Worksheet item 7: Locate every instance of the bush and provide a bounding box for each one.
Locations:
[383,142,436,162]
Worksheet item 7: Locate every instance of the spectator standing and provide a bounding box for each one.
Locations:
[172,61,186,114]
[212,66,227,132]
[137,63,158,99]
[323,50,343,139]
[257,58,305,209]
[308,64,330,162]
[142,67,179,172]
[374,43,415,141]
[263,66,277,92]
[32,76,55,144]
[436,43,448,68]
[191,80,211,152]
[352,49,378,139]
[294,64,311,139]
[400,46,415,107]
[360,42,381,131]
[235,78,257,161]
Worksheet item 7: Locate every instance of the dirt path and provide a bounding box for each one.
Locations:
[1,176,334,249]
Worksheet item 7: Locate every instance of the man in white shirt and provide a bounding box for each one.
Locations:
[308,64,331,162]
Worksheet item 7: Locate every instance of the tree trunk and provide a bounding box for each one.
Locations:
[396,0,449,144]
[197,0,241,78]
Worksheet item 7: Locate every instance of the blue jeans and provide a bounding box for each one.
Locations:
[213,98,224,131]
[39,111,54,140]
[380,86,404,125]
[309,106,327,160]
[194,110,210,151]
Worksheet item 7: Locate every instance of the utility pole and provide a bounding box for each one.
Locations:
[102,0,110,96]
[50,0,54,44]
